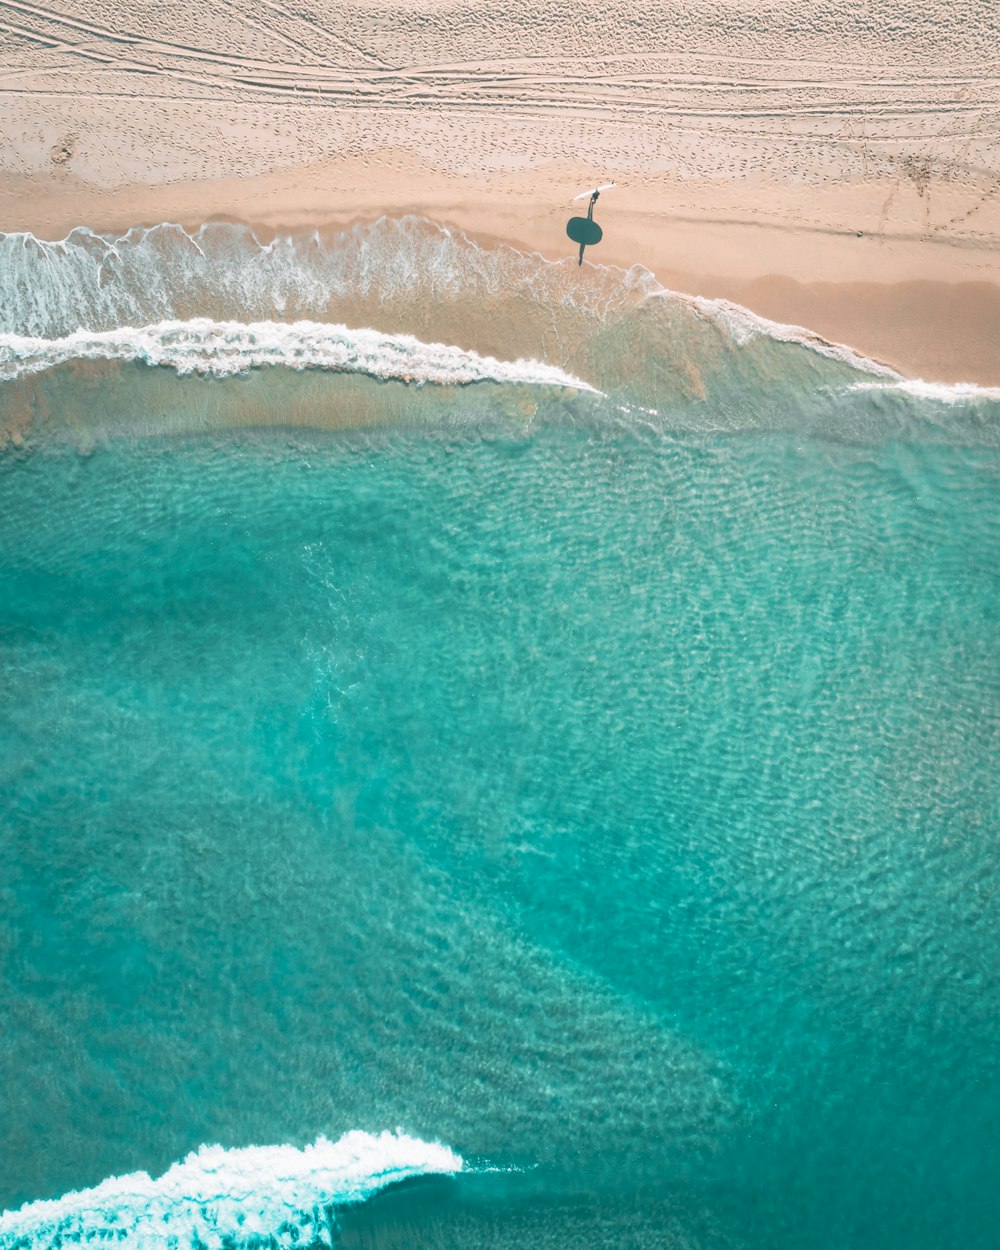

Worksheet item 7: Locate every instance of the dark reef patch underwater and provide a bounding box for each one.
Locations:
[1,219,999,1249]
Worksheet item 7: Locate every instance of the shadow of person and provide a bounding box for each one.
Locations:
[566,192,604,266]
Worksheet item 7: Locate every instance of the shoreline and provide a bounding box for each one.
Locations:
[3,0,997,386]
[3,160,998,387]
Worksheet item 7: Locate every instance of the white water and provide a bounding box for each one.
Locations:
[848,378,1000,403]
[2,217,995,401]
[0,219,653,339]
[678,292,902,380]
[0,1132,463,1250]
[0,319,597,389]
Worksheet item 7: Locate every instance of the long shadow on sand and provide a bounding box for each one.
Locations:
[566,193,603,266]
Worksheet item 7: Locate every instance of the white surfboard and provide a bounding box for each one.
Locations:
[571,182,617,201]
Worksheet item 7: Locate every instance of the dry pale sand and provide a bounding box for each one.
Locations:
[1,0,999,383]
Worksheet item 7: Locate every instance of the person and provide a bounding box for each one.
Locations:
[566,189,604,265]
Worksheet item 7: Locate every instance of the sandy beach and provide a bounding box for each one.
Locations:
[1,0,999,383]
[5,7,1000,1249]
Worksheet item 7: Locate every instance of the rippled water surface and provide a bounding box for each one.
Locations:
[1,220,999,1250]
[2,398,998,1248]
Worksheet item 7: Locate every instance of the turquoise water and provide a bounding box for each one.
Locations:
[1,222,1000,1249]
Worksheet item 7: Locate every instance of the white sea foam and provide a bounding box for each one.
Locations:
[0,319,596,390]
[2,219,993,406]
[0,219,654,340]
[668,291,902,379]
[0,1131,463,1250]
[0,219,892,389]
[847,378,1000,403]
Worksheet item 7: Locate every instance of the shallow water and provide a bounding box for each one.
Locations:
[1,221,999,1250]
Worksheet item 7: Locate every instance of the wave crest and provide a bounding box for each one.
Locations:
[3,218,997,425]
[0,319,595,389]
[0,1132,463,1250]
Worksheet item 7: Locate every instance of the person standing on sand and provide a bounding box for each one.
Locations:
[566,186,607,265]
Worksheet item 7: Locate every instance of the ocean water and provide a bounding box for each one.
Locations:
[1,219,999,1250]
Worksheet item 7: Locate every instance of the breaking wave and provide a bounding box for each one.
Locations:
[0,319,595,389]
[2,217,998,433]
[0,1132,463,1250]
[0,218,889,387]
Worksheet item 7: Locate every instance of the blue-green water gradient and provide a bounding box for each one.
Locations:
[1,403,998,1248]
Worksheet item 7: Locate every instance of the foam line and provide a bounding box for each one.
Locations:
[2,220,994,401]
[0,219,654,340]
[0,318,597,390]
[847,378,1000,403]
[660,290,902,380]
[0,1132,463,1250]
[0,220,893,381]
